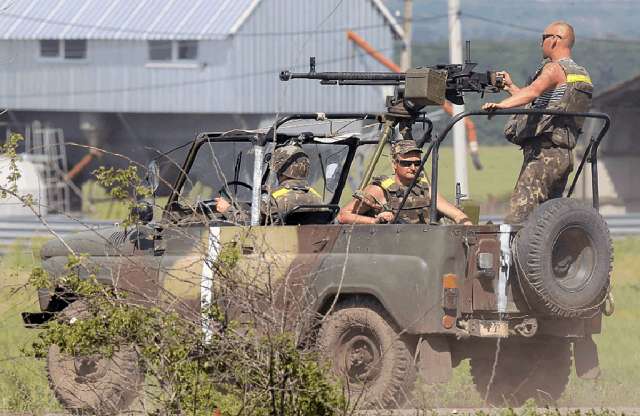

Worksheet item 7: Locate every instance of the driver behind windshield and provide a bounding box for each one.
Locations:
[213,142,323,223]
[337,140,473,225]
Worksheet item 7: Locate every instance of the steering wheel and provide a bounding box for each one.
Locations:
[194,181,253,219]
[216,180,253,201]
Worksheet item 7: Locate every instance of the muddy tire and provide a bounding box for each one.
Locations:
[515,198,612,317]
[470,340,571,406]
[47,301,143,415]
[317,299,416,409]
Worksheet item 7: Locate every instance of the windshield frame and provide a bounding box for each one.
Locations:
[163,116,377,215]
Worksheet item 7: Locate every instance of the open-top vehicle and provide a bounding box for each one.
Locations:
[22,57,613,412]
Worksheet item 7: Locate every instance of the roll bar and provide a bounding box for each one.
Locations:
[393,109,611,224]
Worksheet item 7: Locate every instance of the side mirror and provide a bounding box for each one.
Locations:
[146,160,160,194]
[132,201,154,224]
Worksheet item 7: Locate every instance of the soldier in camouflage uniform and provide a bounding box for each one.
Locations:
[214,142,322,223]
[262,142,323,222]
[337,139,472,225]
[482,21,593,223]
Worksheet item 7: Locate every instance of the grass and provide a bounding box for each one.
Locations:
[0,243,61,413]
[2,238,639,412]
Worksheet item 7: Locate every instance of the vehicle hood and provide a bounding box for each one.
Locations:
[40,226,137,258]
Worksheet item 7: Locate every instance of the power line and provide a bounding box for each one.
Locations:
[462,12,640,46]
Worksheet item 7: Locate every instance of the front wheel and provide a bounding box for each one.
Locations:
[317,299,416,408]
[46,301,143,415]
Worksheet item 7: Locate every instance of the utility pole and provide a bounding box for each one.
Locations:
[448,0,469,197]
[400,0,413,71]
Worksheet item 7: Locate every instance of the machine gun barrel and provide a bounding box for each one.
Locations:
[280,70,405,83]
[280,56,503,107]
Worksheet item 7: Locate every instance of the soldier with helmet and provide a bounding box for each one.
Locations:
[214,141,322,223]
[263,141,323,219]
[337,139,472,225]
[482,21,593,223]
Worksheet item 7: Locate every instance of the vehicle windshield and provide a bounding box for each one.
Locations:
[178,140,352,208]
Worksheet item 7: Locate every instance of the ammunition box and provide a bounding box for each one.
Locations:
[404,68,447,106]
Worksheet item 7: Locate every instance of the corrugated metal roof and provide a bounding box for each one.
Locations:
[0,0,403,41]
[0,0,259,40]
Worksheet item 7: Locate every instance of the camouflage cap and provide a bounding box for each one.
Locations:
[391,139,422,157]
[272,144,310,180]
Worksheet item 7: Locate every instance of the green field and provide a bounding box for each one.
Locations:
[0,245,61,412]
[2,236,639,412]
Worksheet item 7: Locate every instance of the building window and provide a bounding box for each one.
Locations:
[40,40,59,57]
[64,40,87,59]
[39,39,87,60]
[149,40,172,61]
[148,40,198,62]
[177,40,198,60]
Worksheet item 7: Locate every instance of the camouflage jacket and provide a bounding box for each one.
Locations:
[264,179,323,220]
[369,175,431,224]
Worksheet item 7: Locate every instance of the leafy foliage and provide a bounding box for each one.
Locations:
[92,165,152,226]
[27,252,346,416]
[0,133,25,199]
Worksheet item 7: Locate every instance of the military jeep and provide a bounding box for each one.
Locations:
[22,106,613,412]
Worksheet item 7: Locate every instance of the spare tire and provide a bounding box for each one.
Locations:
[514,198,612,317]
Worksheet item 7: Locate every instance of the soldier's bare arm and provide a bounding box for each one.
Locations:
[337,185,392,224]
[482,63,566,110]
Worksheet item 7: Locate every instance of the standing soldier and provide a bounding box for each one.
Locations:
[482,21,593,223]
[337,139,472,225]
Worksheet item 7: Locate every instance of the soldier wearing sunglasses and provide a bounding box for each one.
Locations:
[481,21,593,223]
[337,140,472,225]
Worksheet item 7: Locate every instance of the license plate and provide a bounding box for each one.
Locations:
[468,319,509,338]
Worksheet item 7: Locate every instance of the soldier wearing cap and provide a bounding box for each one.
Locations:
[337,139,472,225]
[214,142,322,223]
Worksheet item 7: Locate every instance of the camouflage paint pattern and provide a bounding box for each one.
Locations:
[391,139,421,156]
[506,145,573,224]
[272,144,310,180]
[37,217,599,338]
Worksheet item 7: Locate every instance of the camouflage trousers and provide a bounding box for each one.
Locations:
[505,145,573,224]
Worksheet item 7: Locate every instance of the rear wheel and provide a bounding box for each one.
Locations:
[317,299,416,408]
[470,339,571,406]
[47,301,143,415]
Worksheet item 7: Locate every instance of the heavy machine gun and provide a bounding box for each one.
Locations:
[280,43,504,112]
[279,44,504,188]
